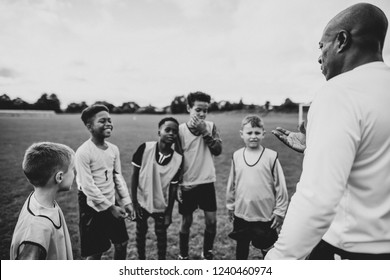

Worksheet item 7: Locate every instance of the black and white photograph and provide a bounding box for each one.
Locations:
[1,0,390,278]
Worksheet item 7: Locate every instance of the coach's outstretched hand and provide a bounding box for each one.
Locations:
[272,122,306,153]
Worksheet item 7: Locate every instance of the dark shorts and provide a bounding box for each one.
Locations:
[228,216,278,250]
[178,183,217,215]
[78,191,129,257]
[309,239,390,260]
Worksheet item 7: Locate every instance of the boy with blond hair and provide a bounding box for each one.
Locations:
[131,117,182,260]
[226,115,288,259]
[76,104,133,260]
[177,91,222,260]
[10,142,75,260]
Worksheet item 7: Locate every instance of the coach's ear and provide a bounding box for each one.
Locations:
[55,171,64,184]
[337,30,351,53]
[186,104,191,113]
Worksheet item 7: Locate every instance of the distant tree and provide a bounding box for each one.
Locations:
[65,101,88,113]
[0,94,12,109]
[13,98,31,110]
[248,103,256,110]
[208,100,219,112]
[34,93,61,112]
[218,101,233,111]
[48,93,61,113]
[119,102,140,114]
[170,95,187,114]
[236,98,244,110]
[275,98,298,113]
[136,105,159,114]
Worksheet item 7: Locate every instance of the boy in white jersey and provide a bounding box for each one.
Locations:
[76,104,133,260]
[226,115,288,259]
[10,142,75,260]
[130,117,182,260]
[177,92,222,260]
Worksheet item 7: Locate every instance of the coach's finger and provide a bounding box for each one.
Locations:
[272,130,288,143]
[274,127,290,136]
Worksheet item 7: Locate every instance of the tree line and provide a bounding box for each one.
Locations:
[0,92,302,114]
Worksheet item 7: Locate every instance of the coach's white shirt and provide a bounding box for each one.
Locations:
[266,62,390,259]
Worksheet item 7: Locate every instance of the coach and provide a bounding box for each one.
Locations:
[267,3,390,259]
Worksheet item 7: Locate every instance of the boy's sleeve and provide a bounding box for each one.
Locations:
[272,158,289,217]
[203,123,222,156]
[75,149,113,211]
[226,157,236,211]
[113,146,132,206]
[131,143,146,168]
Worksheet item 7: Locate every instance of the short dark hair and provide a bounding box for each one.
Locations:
[81,104,109,125]
[241,115,265,129]
[187,91,211,108]
[22,142,75,187]
[158,117,179,128]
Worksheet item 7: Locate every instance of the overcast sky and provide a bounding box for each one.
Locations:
[1,0,390,108]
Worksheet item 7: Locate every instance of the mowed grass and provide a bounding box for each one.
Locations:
[0,112,303,260]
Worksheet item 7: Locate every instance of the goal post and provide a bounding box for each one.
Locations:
[298,103,311,125]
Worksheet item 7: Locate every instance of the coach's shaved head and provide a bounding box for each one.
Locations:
[318,3,388,80]
[327,3,388,52]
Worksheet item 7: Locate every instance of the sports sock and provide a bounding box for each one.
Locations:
[203,230,216,259]
[179,232,190,258]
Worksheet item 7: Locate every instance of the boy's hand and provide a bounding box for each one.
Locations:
[270,213,284,229]
[109,205,127,220]
[176,186,183,203]
[228,209,234,223]
[272,122,306,153]
[125,203,135,221]
[190,116,208,135]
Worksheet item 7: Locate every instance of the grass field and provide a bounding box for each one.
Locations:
[0,112,304,260]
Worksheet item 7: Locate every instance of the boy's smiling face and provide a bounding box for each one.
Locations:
[187,101,209,120]
[240,123,265,149]
[88,111,113,139]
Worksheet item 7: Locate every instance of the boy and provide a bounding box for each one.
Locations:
[177,91,222,260]
[130,117,182,260]
[226,115,288,259]
[10,142,75,260]
[75,104,133,260]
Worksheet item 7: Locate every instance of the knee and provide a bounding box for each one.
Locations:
[181,215,193,230]
[205,218,216,232]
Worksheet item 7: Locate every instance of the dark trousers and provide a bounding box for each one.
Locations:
[136,208,167,260]
[309,240,390,260]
